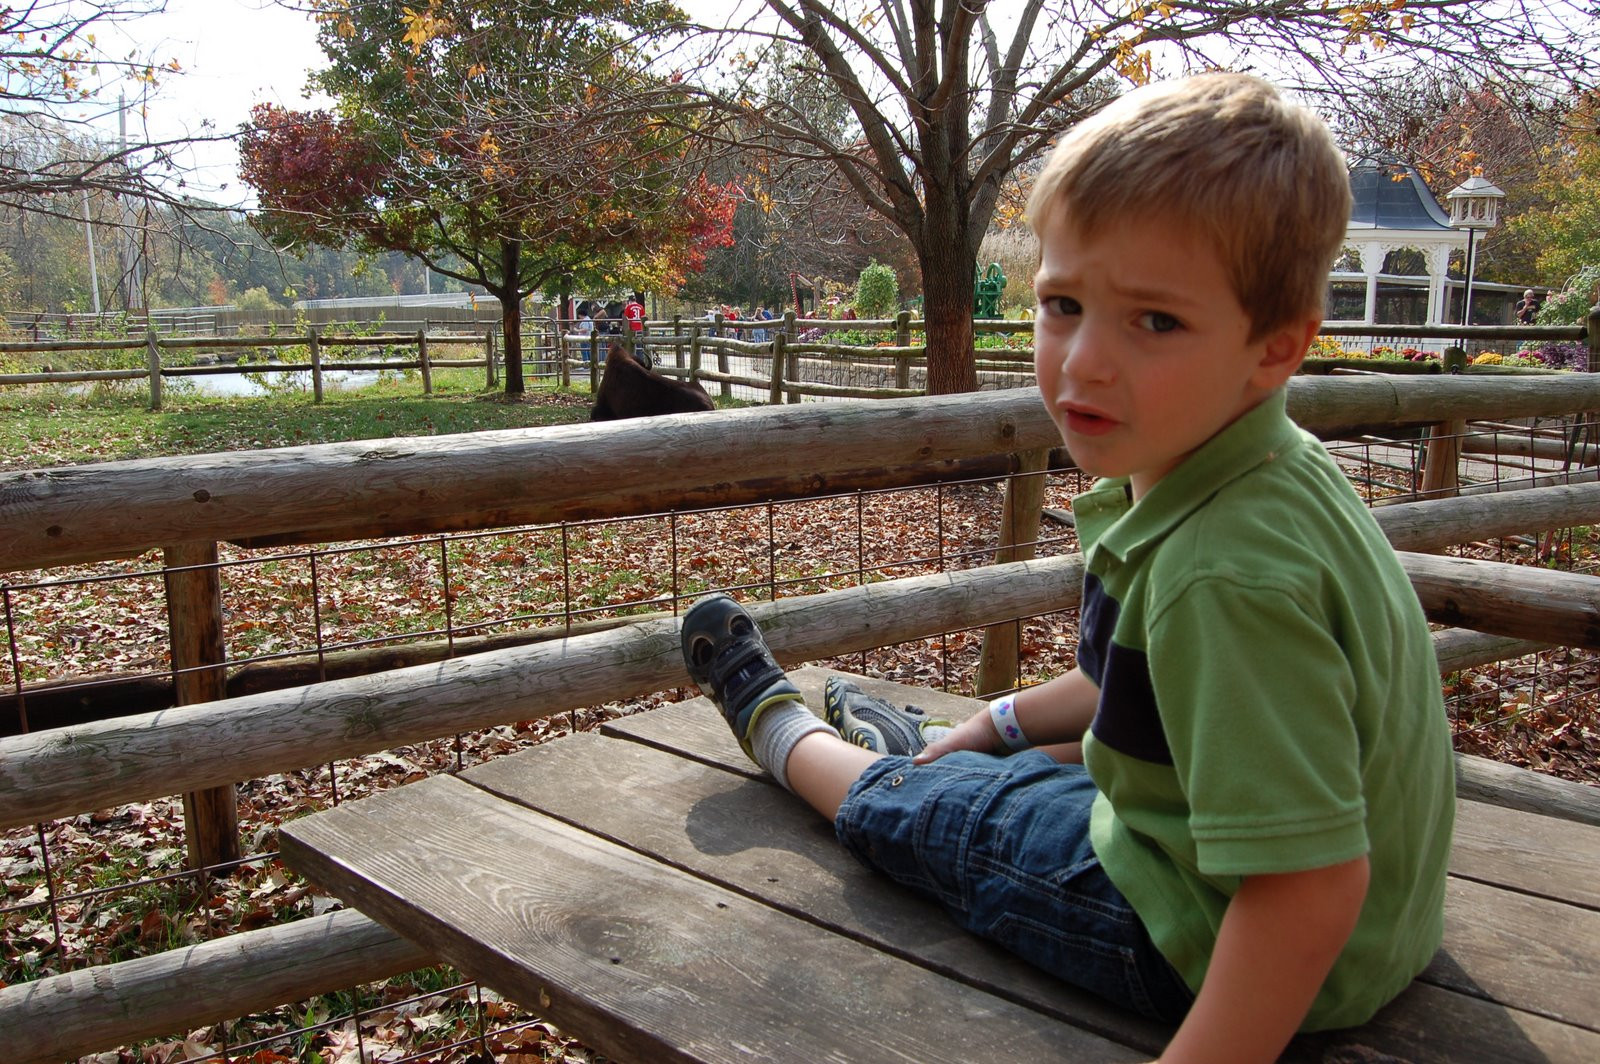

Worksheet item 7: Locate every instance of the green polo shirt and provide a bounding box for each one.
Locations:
[1074,390,1454,1031]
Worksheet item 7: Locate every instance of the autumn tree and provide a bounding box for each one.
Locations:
[1506,91,1600,287]
[676,0,1598,393]
[241,0,736,394]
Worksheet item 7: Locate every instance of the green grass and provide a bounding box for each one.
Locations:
[0,371,595,471]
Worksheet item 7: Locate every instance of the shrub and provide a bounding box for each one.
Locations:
[977,229,1040,311]
[854,261,899,319]
[236,286,283,311]
[1519,340,1588,371]
[1536,266,1600,326]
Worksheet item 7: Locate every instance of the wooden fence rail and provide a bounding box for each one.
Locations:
[8,373,1600,573]
[0,329,511,407]
[5,497,1600,833]
[7,372,1600,864]
[8,375,1600,1060]
[554,313,1595,404]
[9,313,1593,411]
[6,513,1600,1063]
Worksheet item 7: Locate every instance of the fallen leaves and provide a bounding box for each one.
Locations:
[5,398,1600,1062]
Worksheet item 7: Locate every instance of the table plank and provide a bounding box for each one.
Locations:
[469,730,1600,1062]
[281,773,1145,1064]
[1429,875,1600,1031]
[1449,799,1600,911]
[467,730,1171,1056]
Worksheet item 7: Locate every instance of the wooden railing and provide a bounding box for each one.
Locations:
[554,311,1599,401]
[7,376,1600,1061]
[0,328,511,406]
[8,310,1592,410]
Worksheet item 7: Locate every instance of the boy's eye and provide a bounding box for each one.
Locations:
[1139,311,1181,333]
[1041,296,1081,317]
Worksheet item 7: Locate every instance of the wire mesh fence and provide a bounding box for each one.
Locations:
[4,428,1599,1061]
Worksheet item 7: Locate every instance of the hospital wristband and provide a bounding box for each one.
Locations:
[987,694,1030,752]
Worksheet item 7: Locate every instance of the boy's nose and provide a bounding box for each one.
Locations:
[1062,321,1116,385]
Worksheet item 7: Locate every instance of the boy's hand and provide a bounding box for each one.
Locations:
[913,712,1000,763]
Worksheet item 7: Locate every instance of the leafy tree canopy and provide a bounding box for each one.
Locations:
[242,0,736,393]
[1507,92,1600,288]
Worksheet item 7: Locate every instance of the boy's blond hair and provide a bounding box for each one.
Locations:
[1026,73,1350,341]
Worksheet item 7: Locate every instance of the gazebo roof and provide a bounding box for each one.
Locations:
[1347,157,1454,232]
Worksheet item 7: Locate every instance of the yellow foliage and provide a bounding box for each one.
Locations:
[1113,40,1152,86]
[401,4,452,54]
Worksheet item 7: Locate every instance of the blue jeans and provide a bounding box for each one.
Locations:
[834,750,1195,1023]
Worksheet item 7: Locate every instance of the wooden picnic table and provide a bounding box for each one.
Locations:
[281,668,1600,1063]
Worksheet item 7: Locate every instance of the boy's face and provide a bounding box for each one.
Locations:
[1032,210,1315,499]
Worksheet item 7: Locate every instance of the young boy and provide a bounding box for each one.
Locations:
[680,73,1454,1062]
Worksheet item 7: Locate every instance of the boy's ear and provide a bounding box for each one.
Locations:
[1254,316,1321,388]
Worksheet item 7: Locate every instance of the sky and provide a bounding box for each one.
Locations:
[98,0,332,205]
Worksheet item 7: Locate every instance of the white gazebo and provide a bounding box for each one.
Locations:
[1334,158,1466,326]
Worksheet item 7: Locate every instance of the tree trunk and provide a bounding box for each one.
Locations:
[499,239,525,395]
[919,217,978,395]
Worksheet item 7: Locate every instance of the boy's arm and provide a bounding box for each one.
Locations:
[914,667,1099,762]
[1160,855,1370,1064]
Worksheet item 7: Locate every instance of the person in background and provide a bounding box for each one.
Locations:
[576,302,596,363]
[624,292,646,336]
[1516,289,1541,325]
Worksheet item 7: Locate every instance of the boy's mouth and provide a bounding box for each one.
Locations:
[1064,405,1117,436]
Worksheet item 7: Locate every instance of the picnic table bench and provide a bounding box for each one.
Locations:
[281,668,1600,1063]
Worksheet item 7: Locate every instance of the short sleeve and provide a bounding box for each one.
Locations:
[1148,575,1370,877]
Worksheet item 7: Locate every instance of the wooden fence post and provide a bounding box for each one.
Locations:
[689,322,703,385]
[673,315,685,369]
[770,331,787,405]
[1421,422,1464,499]
[1585,296,1600,374]
[485,329,498,389]
[308,327,324,404]
[1580,298,1600,463]
[145,328,162,411]
[785,321,801,405]
[555,316,570,389]
[714,314,731,401]
[163,541,240,873]
[975,448,1051,697]
[417,329,433,395]
[1419,346,1466,499]
[895,310,912,389]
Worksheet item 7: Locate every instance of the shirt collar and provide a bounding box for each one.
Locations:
[1073,390,1303,562]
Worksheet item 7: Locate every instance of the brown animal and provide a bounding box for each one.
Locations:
[589,342,715,421]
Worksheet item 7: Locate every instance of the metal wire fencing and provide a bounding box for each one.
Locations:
[3,433,1598,1061]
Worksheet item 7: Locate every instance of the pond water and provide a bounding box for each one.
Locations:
[173,369,385,398]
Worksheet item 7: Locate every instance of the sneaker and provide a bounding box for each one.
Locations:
[824,676,949,756]
[680,594,804,760]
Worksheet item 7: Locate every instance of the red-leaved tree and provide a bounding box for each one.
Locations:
[240,1,736,394]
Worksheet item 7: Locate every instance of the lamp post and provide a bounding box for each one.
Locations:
[1446,175,1506,326]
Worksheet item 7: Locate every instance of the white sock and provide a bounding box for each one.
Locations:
[749,698,835,792]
